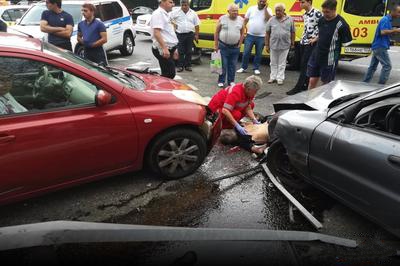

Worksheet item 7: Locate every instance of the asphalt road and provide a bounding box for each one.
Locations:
[1,35,400,264]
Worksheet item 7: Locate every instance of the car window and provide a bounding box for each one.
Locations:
[97,3,120,21]
[6,8,27,21]
[354,97,400,136]
[190,0,212,11]
[19,4,81,26]
[1,10,11,21]
[44,43,146,90]
[343,0,384,17]
[0,56,97,117]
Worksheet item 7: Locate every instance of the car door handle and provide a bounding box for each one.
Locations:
[0,134,16,143]
[388,155,400,166]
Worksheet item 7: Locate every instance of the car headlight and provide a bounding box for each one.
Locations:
[172,90,209,106]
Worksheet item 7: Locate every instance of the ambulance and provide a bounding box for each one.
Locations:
[190,0,390,69]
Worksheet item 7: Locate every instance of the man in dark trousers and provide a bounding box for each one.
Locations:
[363,5,400,85]
[77,3,108,65]
[40,0,74,51]
[170,0,200,72]
[150,0,179,79]
[307,0,352,89]
[286,0,321,95]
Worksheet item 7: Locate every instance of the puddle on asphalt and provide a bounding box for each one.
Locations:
[110,144,335,232]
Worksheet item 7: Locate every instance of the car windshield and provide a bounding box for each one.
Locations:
[19,4,82,26]
[44,43,146,90]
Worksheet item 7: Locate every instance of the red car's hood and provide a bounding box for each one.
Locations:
[139,74,194,91]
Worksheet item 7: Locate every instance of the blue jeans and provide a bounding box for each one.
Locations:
[363,48,392,84]
[241,34,265,70]
[218,42,240,85]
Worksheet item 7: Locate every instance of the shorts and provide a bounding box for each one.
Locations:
[307,51,338,83]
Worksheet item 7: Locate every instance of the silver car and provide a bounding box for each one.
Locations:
[266,80,400,237]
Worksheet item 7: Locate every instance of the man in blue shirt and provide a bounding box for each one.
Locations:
[77,3,107,65]
[364,5,400,85]
[40,0,74,51]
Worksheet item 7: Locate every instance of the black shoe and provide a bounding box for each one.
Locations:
[177,67,184,72]
[185,66,192,71]
[286,87,302,95]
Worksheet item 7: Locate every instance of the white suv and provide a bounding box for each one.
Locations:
[10,0,136,56]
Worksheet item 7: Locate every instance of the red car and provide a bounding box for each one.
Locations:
[0,33,221,205]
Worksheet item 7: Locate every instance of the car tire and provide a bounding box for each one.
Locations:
[146,128,207,179]
[191,47,202,65]
[266,140,309,190]
[120,32,134,56]
[75,45,85,58]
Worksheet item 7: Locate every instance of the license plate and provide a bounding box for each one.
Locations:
[344,47,371,54]
[139,20,146,24]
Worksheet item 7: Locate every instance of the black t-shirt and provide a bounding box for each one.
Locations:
[316,15,352,66]
[41,10,74,45]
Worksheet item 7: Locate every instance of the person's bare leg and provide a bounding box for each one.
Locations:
[308,77,319,89]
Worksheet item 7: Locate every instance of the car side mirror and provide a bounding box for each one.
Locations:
[95,90,112,107]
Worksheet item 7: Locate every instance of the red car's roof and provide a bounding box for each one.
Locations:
[0,33,41,51]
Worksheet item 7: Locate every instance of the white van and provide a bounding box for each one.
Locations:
[10,0,136,56]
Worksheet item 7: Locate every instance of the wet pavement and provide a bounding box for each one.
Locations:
[1,35,400,264]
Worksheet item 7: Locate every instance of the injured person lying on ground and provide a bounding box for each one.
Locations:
[219,118,271,156]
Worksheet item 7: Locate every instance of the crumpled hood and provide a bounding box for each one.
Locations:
[273,80,383,112]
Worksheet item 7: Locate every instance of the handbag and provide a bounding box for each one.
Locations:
[210,51,222,75]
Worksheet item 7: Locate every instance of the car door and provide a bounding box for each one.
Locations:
[0,55,138,202]
[308,96,400,233]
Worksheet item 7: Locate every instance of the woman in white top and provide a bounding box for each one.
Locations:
[0,70,27,115]
[214,4,244,88]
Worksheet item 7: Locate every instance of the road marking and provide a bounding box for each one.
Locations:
[134,61,152,65]
[108,58,128,62]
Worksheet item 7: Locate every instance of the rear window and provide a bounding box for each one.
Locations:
[343,0,385,17]
[19,4,82,26]
[1,8,27,21]
[97,2,122,21]
[190,0,211,11]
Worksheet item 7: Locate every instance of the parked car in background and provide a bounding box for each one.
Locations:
[0,32,221,205]
[133,12,151,36]
[10,0,136,56]
[266,80,400,238]
[130,6,152,23]
[0,4,28,26]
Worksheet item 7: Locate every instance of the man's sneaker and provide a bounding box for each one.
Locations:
[254,69,261,75]
[268,79,276,84]
[218,83,224,88]
[286,87,302,95]
[277,80,284,85]
[230,82,235,86]
[185,66,192,71]
[236,68,246,73]
[177,67,184,72]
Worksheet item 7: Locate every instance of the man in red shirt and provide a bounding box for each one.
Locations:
[208,75,262,135]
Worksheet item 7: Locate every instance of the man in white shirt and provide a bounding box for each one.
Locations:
[150,0,179,79]
[237,0,272,75]
[170,0,200,72]
[0,70,27,115]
